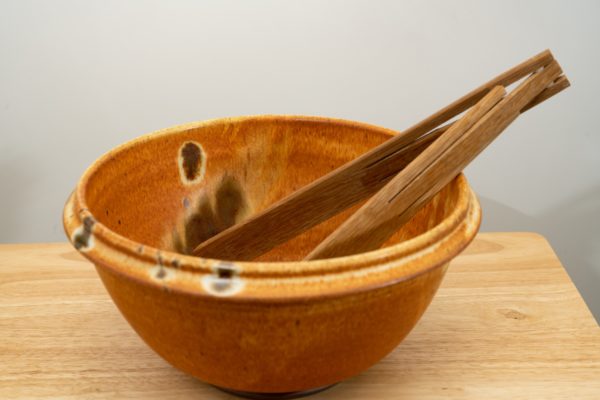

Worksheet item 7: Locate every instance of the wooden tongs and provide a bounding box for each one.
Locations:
[193,50,569,261]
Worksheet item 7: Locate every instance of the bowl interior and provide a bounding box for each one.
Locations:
[82,116,459,262]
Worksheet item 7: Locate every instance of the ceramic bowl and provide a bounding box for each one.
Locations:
[63,115,481,397]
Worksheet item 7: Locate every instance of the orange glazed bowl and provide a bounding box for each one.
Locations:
[63,115,481,398]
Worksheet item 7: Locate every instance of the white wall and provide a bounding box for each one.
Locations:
[1,0,599,319]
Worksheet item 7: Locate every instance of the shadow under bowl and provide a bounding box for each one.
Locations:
[63,115,481,395]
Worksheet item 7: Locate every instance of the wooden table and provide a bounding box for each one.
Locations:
[1,232,599,399]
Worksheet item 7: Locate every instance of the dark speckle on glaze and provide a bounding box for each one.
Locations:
[83,215,94,230]
[73,216,95,250]
[181,142,203,181]
[184,196,220,254]
[202,262,244,296]
[175,175,248,255]
[215,175,247,229]
[155,267,167,279]
[152,251,171,281]
[216,263,236,279]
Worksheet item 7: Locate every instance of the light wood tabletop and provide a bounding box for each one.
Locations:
[1,232,599,399]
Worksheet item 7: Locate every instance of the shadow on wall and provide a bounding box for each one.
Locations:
[479,187,600,323]
[0,159,34,243]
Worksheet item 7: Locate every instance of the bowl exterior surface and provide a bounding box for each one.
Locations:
[95,257,450,392]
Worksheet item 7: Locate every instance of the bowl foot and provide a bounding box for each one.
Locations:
[214,384,337,399]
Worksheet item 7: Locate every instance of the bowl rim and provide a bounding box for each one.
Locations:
[63,114,481,301]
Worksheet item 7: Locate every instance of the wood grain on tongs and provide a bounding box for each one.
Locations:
[193,51,568,261]
[307,61,563,259]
